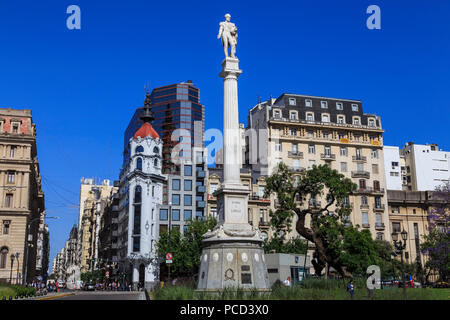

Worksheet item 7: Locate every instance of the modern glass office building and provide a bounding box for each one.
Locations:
[123,81,207,235]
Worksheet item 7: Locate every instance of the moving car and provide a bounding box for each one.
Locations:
[83,282,96,291]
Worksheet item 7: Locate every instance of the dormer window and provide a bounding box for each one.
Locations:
[368,118,376,127]
[336,102,343,110]
[337,115,345,124]
[322,114,329,123]
[273,109,281,119]
[305,99,312,107]
[135,146,144,153]
[321,101,328,109]
[352,104,359,112]
[306,113,314,122]
[353,117,361,125]
[288,98,296,106]
[289,111,298,120]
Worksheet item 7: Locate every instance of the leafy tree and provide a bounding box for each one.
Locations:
[80,270,103,283]
[157,217,217,278]
[421,183,450,282]
[265,162,358,278]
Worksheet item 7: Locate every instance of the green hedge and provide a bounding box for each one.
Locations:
[0,285,36,299]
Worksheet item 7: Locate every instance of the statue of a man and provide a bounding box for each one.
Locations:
[217,13,238,59]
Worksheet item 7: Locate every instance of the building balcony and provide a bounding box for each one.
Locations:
[258,221,270,229]
[353,187,385,195]
[289,166,306,173]
[197,185,206,193]
[308,201,322,211]
[374,205,385,212]
[351,171,370,179]
[352,156,367,162]
[360,204,369,209]
[196,170,206,178]
[288,151,304,158]
[375,223,385,230]
[362,223,370,228]
[196,201,206,208]
[320,153,336,160]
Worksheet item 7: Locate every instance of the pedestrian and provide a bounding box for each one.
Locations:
[283,276,291,287]
[347,280,354,300]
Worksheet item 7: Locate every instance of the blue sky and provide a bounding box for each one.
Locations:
[0,0,448,273]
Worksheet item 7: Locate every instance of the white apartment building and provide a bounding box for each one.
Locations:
[401,142,450,191]
[383,146,403,190]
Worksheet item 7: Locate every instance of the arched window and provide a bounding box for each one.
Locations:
[135,146,144,153]
[136,158,142,171]
[373,180,380,191]
[153,146,159,154]
[0,247,8,269]
[154,159,158,167]
[134,186,142,204]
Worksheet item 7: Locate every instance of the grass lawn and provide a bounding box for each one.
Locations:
[151,285,450,300]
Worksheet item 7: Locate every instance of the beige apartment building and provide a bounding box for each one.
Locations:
[245,94,391,242]
[0,108,46,284]
[77,178,116,274]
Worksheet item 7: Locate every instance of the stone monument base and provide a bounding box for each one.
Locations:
[196,238,270,292]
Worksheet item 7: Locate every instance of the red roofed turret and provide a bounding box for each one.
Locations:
[134,122,159,140]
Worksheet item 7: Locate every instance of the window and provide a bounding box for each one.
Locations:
[340,147,348,156]
[152,186,155,197]
[351,104,359,111]
[305,99,312,107]
[0,247,8,269]
[259,209,266,223]
[136,158,142,171]
[184,195,192,206]
[357,163,364,172]
[391,206,399,214]
[5,194,13,208]
[135,146,144,153]
[307,130,314,138]
[376,232,384,240]
[172,194,180,205]
[172,209,180,221]
[290,128,297,136]
[375,196,381,208]
[134,185,142,203]
[361,196,368,205]
[2,221,10,235]
[160,209,168,221]
[322,131,329,139]
[159,224,168,234]
[392,222,401,233]
[306,113,314,122]
[274,110,281,119]
[322,114,329,123]
[184,210,192,221]
[376,213,382,225]
[172,179,180,191]
[289,111,298,120]
[371,149,379,159]
[336,102,343,110]
[354,134,360,141]
[372,164,379,174]
[184,180,192,191]
[210,207,217,219]
[292,143,298,153]
[10,146,16,158]
[353,117,360,125]
[324,145,331,156]
[289,98,296,106]
[359,179,366,189]
[321,101,328,109]
[153,146,159,154]
[391,162,399,168]
[337,116,345,124]
[308,145,315,154]
[368,119,375,127]
[12,124,19,134]
[373,180,380,191]
[340,162,347,172]
[7,172,14,184]
[132,237,140,252]
[362,212,369,225]
[184,165,192,176]
[275,142,282,152]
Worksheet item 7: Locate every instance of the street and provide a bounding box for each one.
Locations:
[42,290,145,300]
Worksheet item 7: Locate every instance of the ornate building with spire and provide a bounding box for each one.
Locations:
[117,92,166,290]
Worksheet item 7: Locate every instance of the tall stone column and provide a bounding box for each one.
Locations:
[220,58,242,188]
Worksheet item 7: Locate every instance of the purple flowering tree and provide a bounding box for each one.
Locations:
[421,183,449,282]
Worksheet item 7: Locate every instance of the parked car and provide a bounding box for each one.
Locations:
[57,280,66,289]
[433,281,449,288]
[83,282,95,291]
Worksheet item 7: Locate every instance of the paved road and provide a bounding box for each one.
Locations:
[49,291,145,300]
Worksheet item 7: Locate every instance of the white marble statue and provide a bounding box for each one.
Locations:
[217,13,238,59]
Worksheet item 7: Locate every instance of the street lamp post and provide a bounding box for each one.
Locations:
[392,229,408,300]
[9,253,15,284]
[15,252,20,284]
